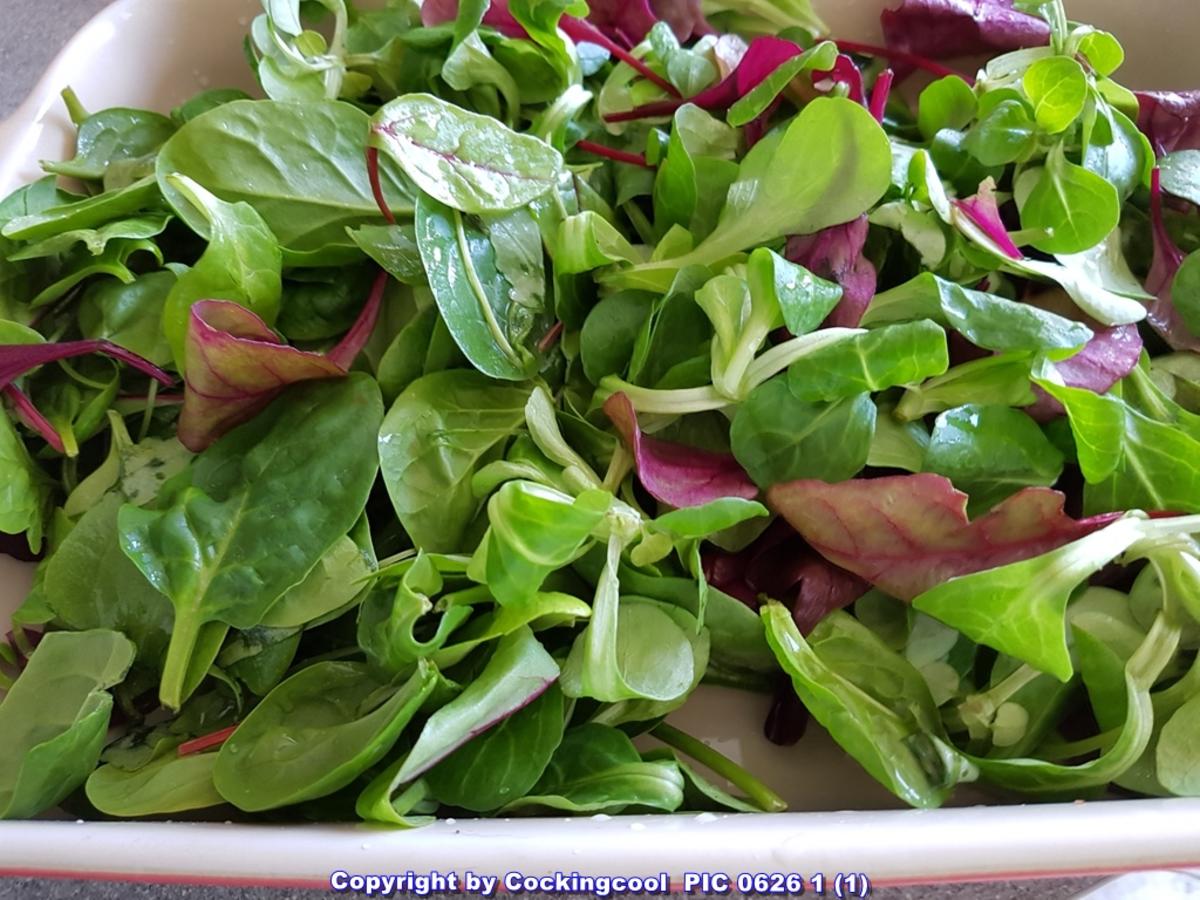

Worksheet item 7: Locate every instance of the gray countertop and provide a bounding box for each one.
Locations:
[0,3,1123,899]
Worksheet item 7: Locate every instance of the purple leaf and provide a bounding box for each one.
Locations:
[768,474,1122,601]
[0,341,171,392]
[702,519,867,632]
[3,385,66,454]
[880,0,1051,61]
[605,35,805,122]
[1026,324,1144,421]
[0,339,173,451]
[421,0,526,37]
[327,271,387,370]
[785,215,877,328]
[815,55,865,105]
[178,303,344,452]
[1136,91,1200,156]
[1146,168,1200,351]
[869,68,895,123]
[603,391,758,508]
[178,272,386,452]
[585,0,659,46]
[649,0,712,43]
[954,179,1023,260]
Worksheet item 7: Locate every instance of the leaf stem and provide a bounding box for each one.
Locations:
[3,385,66,454]
[160,612,205,711]
[743,328,865,390]
[60,87,90,126]
[599,379,731,415]
[868,69,894,123]
[651,722,788,812]
[575,140,653,169]
[833,40,972,84]
[451,208,525,370]
[536,320,565,353]
[177,724,239,757]
[365,146,397,225]
[561,18,679,98]
[1036,727,1119,762]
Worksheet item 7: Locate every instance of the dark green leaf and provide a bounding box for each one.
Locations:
[730,378,875,487]
[213,660,436,811]
[787,320,949,401]
[379,370,531,552]
[0,631,135,819]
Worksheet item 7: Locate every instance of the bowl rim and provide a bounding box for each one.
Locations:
[2,0,1200,889]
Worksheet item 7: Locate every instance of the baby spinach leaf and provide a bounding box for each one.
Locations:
[358,552,472,674]
[863,273,1093,358]
[415,194,550,380]
[0,413,50,551]
[749,247,843,338]
[44,494,173,669]
[1036,373,1200,515]
[379,371,531,552]
[613,98,892,289]
[787,320,949,402]
[119,375,384,708]
[971,613,1179,793]
[46,107,177,189]
[897,353,1037,420]
[561,535,698,704]
[503,723,685,814]
[965,99,1037,166]
[554,211,640,275]
[1,176,161,243]
[763,604,974,809]
[434,589,592,669]
[1157,691,1200,795]
[371,93,563,215]
[918,76,978,140]
[261,533,374,629]
[580,292,653,385]
[470,482,611,607]
[924,404,1064,510]
[1159,149,1200,207]
[0,630,136,819]
[425,682,565,811]
[1020,145,1121,255]
[157,100,412,264]
[913,516,1147,681]
[171,89,253,125]
[86,753,224,817]
[9,213,172,261]
[348,224,425,285]
[1022,56,1087,133]
[213,659,436,812]
[161,175,284,369]
[1171,250,1200,338]
[78,270,176,367]
[653,105,739,236]
[731,378,875,488]
[395,626,560,782]
[356,760,435,828]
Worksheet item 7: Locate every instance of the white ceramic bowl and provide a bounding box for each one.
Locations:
[2,0,1200,888]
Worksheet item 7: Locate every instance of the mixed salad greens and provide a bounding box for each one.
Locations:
[4,0,1200,823]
